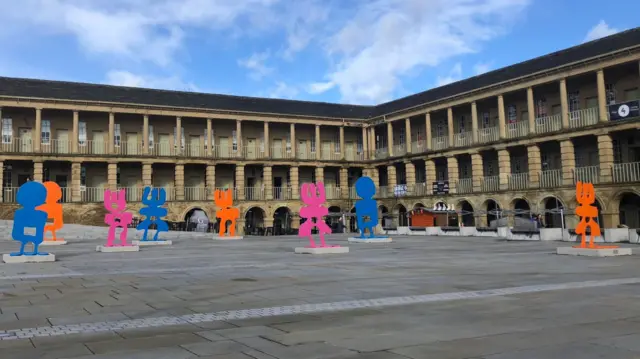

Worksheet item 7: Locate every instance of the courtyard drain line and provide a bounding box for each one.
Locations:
[1,276,639,340]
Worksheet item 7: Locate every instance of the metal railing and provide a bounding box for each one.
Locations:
[244,187,265,201]
[569,107,599,128]
[508,172,529,190]
[456,178,473,194]
[453,132,474,147]
[505,121,529,139]
[114,142,143,156]
[535,114,562,134]
[183,144,205,157]
[573,165,600,184]
[321,150,342,161]
[1,138,33,153]
[612,162,640,183]
[349,186,357,199]
[478,127,499,143]
[40,139,72,154]
[431,136,449,151]
[184,187,208,201]
[243,146,266,160]
[212,145,238,159]
[271,146,294,159]
[116,187,144,202]
[414,182,428,196]
[539,169,562,188]
[273,186,292,200]
[374,147,389,159]
[412,140,426,153]
[376,186,391,198]
[481,176,500,192]
[78,140,109,155]
[81,187,106,202]
[393,143,407,156]
[345,149,364,161]
[297,149,317,160]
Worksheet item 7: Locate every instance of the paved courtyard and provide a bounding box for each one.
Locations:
[1,233,640,358]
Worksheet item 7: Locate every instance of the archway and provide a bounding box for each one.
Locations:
[184,207,209,232]
[394,204,408,227]
[512,198,531,218]
[273,207,292,235]
[484,199,501,227]
[379,205,391,228]
[244,207,266,235]
[619,192,640,228]
[349,207,357,233]
[459,200,475,226]
[541,196,566,228]
[327,206,342,232]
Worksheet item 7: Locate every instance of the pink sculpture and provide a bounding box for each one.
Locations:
[299,182,337,248]
[104,189,133,247]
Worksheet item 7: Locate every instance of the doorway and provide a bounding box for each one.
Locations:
[56,175,68,202]
[274,177,282,199]
[18,128,32,152]
[56,129,69,154]
[246,177,255,200]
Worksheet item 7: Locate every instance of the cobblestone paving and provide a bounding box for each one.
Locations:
[1,234,640,358]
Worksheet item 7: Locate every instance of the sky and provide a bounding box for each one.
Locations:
[0,0,637,106]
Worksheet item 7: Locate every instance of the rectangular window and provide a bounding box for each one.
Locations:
[80,166,86,186]
[458,115,465,133]
[2,118,12,144]
[536,98,547,117]
[436,121,444,137]
[482,112,490,128]
[260,133,265,152]
[357,136,363,153]
[507,105,517,124]
[116,166,121,186]
[173,127,185,149]
[203,128,208,150]
[311,136,316,153]
[399,125,405,145]
[43,168,50,182]
[512,158,522,173]
[232,129,237,151]
[148,125,154,148]
[286,131,291,152]
[605,83,616,105]
[334,131,340,153]
[486,163,494,176]
[568,91,580,112]
[114,123,121,147]
[41,120,51,145]
[2,165,12,188]
[78,121,87,146]
[211,129,215,147]
[613,139,621,163]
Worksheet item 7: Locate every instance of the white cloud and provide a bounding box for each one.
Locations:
[473,62,492,75]
[104,70,199,92]
[238,52,274,80]
[436,63,463,86]
[307,81,335,94]
[268,82,299,99]
[584,20,620,42]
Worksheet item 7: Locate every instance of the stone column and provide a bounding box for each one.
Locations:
[206,118,213,156]
[339,126,345,159]
[235,164,245,200]
[527,87,536,134]
[447,107,454,145]
[0,161,4,202]
[362,126,368,159]
[471,102,478,143]
[371,167,380,188]
[387,165,397,189]
[315,125,321,159]
[471,152,483,193]
[596,69,608,122]
[33,161,43,182]
[142,115,149,155]
[447,156,459,194]
[108,113,115,154]
[290,166,299,198]
[72,111,79,153]
[405,118,412,153]
[107,162,117,190]
[206,164,215,200]
[340,167,348,198]
[290,123,296,157]
[369,127,375,156]
[560,78,569,128]
[175,164,185,200]
[387,122,394,156]
[236,120,242,156]
[497,149,510,191]
[405,161,415,186]
[71,162,81,202]
[527,144,541,188]
[315,166,324,184]
[142,163,152,187]
[263,121,270,157]
[597,134,614,183]
[175,117,182,155]
[34,108,42,152]
[560,140,575,186]
[263,165,273,200]
[425,159,436,190]
[497,95,506,139]
[425,113,432,150]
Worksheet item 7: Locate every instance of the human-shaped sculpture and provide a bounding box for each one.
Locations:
[104,189,133,247]
[214,189,239,236]
[137,187,168,241]
[574,181,617,249]
[354,176,380,238]
[10,181,48,256]
[36,181,64,242]
[299,182,335,248]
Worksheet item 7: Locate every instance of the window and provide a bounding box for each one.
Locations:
[541,153,549,171]
[512,158,522,173]
[458,115,465,133]
[334,131,340,153]
[399,125,405,145]
[232,129,237,151]
[482,112,490,128]
[286,130,291,152]
[116,167,121,186]
[507,105,517,124]
[311,136,316,153]
[605,84,616,105]
[41,120,51,145]
[211,129,215,146]
[486,163,494,176]
[148,125,154,148]
[79,121,87,146]
[568,91,580,112]
[2,118,12,144]
[173,127,185,149]
[625,88,639,101]
[114,123,121,147]
[357,136,363,153]
[260,133,265,152]
[2,165,12,188]
[613,139,621,163]
[80,166,86,186]
[536,98,547,118]
[416,128,423,145]
[43,168,50,182]
[436,121,444,137]
[461,164,469,178]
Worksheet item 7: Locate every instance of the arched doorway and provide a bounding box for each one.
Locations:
[185,207,209,232]
[379,205,391,228]
[512,198,531,218]
[273,207,292,235]
[459,200,475,226]
[485,199,501,227]
[327,206,341,232]
[349,207,357,233]
[394,204,408,227]
[619,192,640,228]
[244,207,265,235]
[541,196,565,228]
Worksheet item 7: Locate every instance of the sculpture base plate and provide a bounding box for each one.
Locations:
[3,253,56,263]
[212,235,244,240]
[41,241,68,246]
[556,247,632,257]
[294,246,349,254]
[96,245,140,253]
[348,237,392,243]
[132,240,172,246]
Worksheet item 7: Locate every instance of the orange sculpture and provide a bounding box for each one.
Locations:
[574,181,617,249]
[36,181,64,242]
[214,189,240,237]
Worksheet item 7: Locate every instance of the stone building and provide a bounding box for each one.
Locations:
[0,29,640,234]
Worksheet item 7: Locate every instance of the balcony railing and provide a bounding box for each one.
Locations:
[325,186,342,200]
[481,176,499,192]
[245,187,265,201]
[321,151,342,161]
[506,121,529,139]
[573,165,600,184]
[612,162,640,183]
[411,140,425,153]
[81,187,105,202]
[376,186,391,198]
[453,132,473,147]
[271,146,294,160]
[78,140,109,155]
[297,149,317,160]
[535,114,562,134]
[539,169,562,188]
[41,139,72,154]
[393,143,407,157]
[345,149,364,161]
[183,144,205,157]
[349,186,357,199]
[185,187,208,201]
[508,172,529,190]
[432,136,448,151]
[414,182,428,196]
[569,107,599,128]
[374,147,389,159]
[116,187,143,202]
[456,178,473,194]
[478,127,499,143]
[1,138,33,153]
[243,146,267,160]
[215,187,238,200]
[273,186,292,200]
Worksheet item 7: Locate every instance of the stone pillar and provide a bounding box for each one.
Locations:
[236,120,242,156]
[471,152,483,193]
[369,127,375,155]
[263,165,273,200]
[596,69,608,122]
[206,118,213,156]
[371,167,380,188]
[0,161,4,202]
[33,161,43,182]
[290,166,299,198]
[108,113,115,154]
[362,126,368,159]
[290,123,296,156]
[107,162,117,190]
[405,118,412,153]
[315,166,324,184]
[447,156,459,194]
[175,117,182,155]
[527,144,541,188]
[425,159,436,190]
[142,163,152,187]
[405,161,415,186]
[263,121,270,157]
[497,95,506,139]
[339,126,345,159]
[72,111,79,153]
[142,115,149,155]
[340,167,348,198]
[560,78,569,129]
[235,164,245,200]
[560,140,575,186]
[497,149,510,191]
[425,113,432,150]
[471,102,478,143]
[175,164,185,200]
[387,165,397,189]
[527,87,536,134]
[70,162,82,202]
[315,125,321,159]
[447,107,454,145]
[387,122,394,156]
[34,108,42,152]
[206,164,215,200]
[597,134,614,183]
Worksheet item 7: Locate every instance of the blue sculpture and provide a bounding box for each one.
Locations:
[137,187,169,241]
[11,181,49,256]
[354,176,384,238]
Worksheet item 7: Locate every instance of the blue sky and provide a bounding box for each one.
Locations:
[0,0,637,105]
